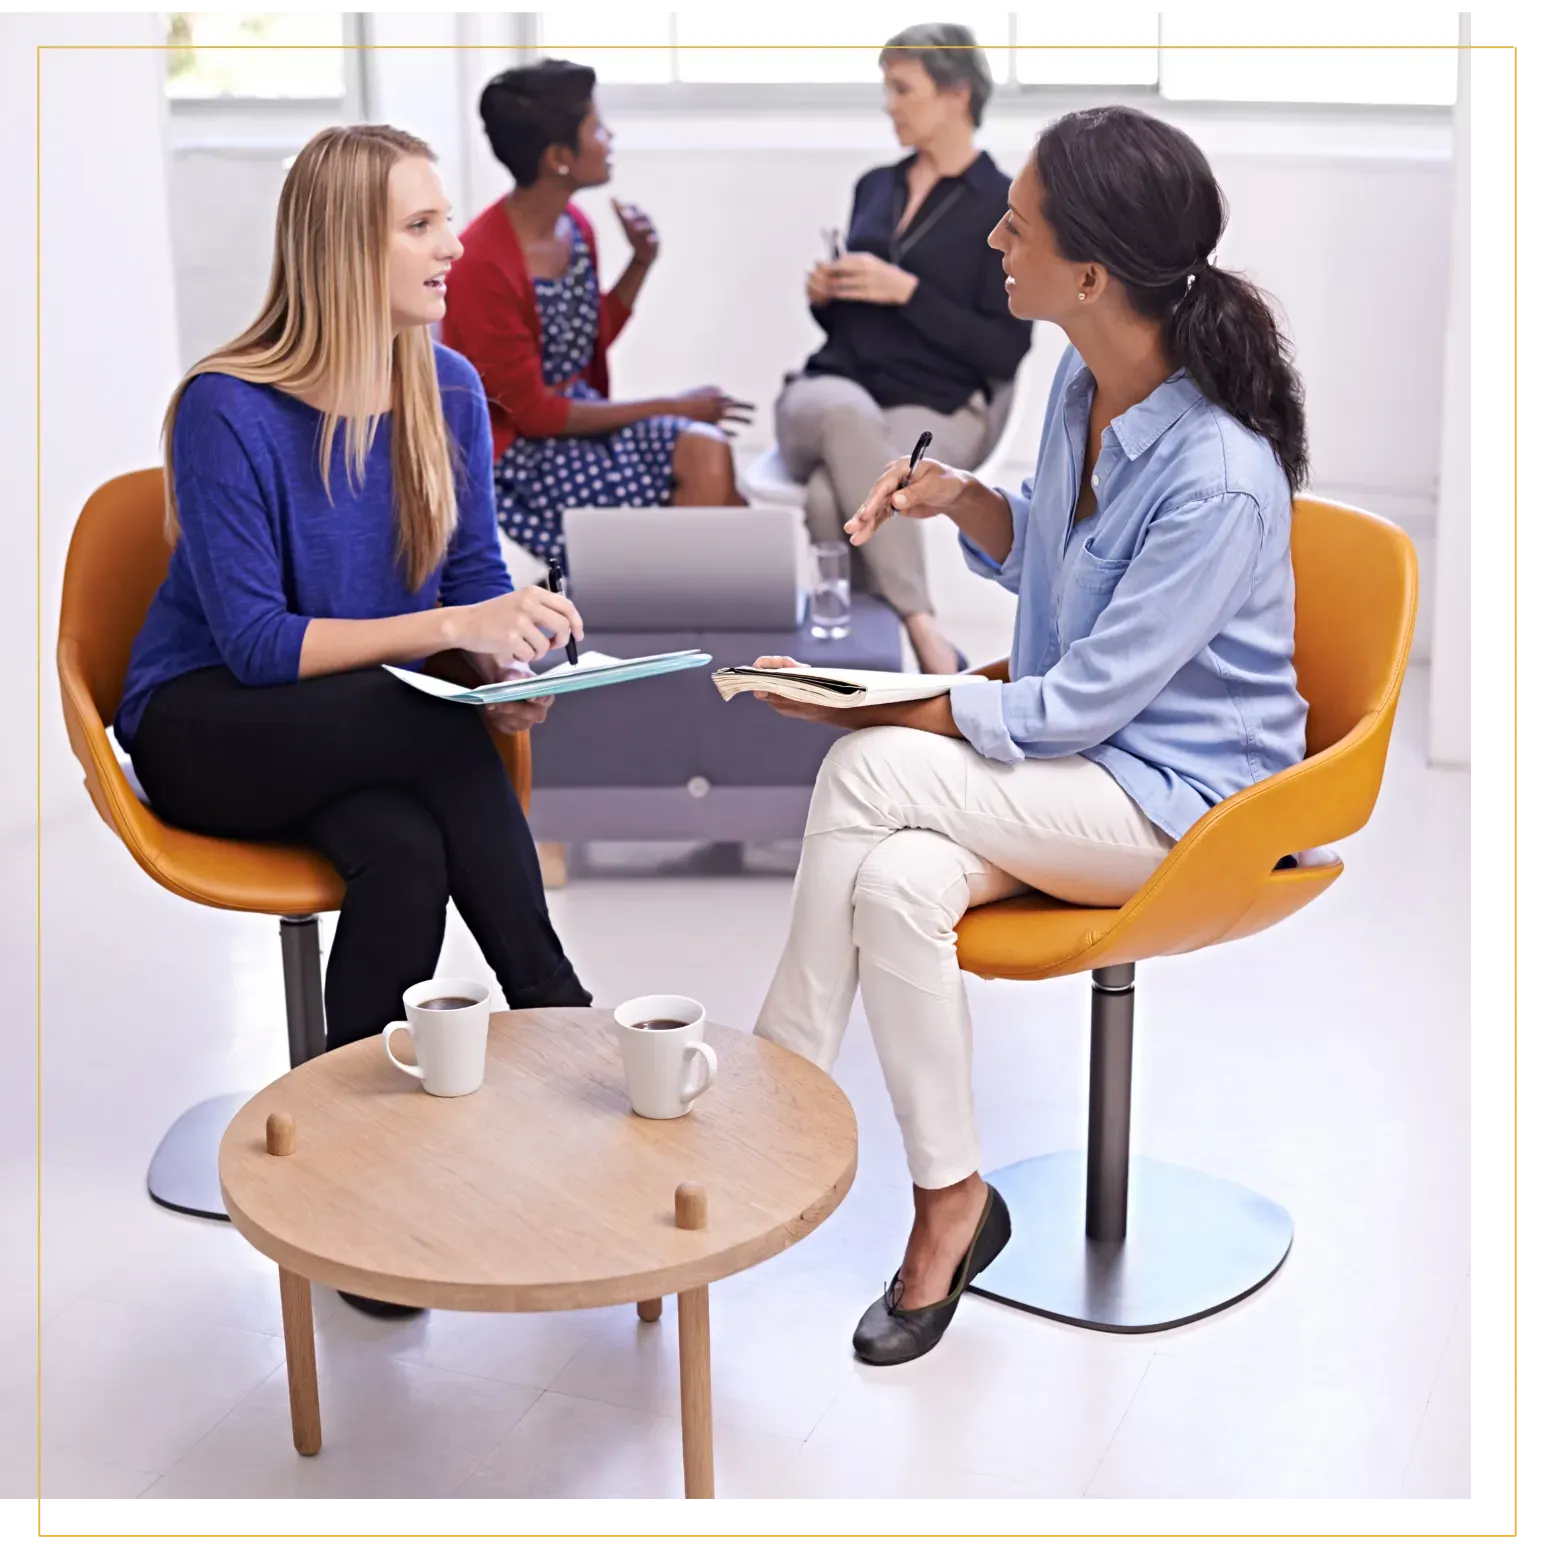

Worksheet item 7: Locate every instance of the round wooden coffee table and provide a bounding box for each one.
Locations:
[218,1007,857,1498]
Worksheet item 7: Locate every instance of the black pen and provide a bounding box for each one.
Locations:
[546,557,580,666]
[902,430,933,484]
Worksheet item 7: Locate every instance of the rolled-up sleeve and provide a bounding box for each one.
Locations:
[950,492,1265,763]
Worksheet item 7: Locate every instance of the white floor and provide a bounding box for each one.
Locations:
[1,664,1469,1503]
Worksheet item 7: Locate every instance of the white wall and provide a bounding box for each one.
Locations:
[0,21,42,854]
[5,14,182,852]
[1428,18,1534,770]
[364,12,468,222]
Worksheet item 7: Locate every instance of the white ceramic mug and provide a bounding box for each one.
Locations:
[614,995,718,1120]
[382,978,491,1098]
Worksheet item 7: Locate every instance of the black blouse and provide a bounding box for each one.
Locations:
[804,150,1033,415]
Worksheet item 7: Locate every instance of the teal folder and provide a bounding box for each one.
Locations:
[385,650,711,706]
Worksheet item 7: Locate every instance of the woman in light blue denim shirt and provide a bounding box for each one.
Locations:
[752,106,1310,1366]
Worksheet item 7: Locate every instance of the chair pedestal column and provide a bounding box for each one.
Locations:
[147,915,326,1220]
[968,964,1293,1333]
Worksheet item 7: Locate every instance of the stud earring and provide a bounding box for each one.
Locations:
[1077,291,1087,301]
[557,164,570,175]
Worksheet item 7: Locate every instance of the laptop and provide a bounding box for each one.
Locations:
[561,506,807,631]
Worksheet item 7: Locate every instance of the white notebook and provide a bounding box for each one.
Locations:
[712,664,985,709]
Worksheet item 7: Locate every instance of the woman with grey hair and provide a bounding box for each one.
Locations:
[774,23,1032,674]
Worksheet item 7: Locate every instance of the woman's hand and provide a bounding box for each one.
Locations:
[748,656,848,726]
[611,198,659,267]
[845,457,970,546]
[464,654,554,735]
[482,694,554,736]
[444,587,583,662]
[825,252,918,306]
[748,659,960,737]
[806,263,837,306]
[668,386,756,430]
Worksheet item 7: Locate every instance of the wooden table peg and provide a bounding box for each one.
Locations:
[266,1113,296,1156]
[675,1181,708,1231]
[636,1298,663,1323]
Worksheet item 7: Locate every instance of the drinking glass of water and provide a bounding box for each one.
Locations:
[809,540,852,639]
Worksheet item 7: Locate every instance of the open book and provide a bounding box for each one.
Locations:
[712,664,986,709]
[387,650,710,706]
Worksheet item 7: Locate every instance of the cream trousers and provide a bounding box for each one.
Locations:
[754,727,1173,1189]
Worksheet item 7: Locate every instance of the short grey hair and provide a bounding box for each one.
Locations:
[879,23,993,127]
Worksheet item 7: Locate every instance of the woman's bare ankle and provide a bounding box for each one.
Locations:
[896,1175,988,1308]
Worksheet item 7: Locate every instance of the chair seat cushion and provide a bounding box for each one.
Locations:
[956,893,1123,981]
[956,852,1344,981]
[107,757,342,916]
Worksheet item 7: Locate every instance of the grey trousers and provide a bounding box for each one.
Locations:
[774,373,993,618]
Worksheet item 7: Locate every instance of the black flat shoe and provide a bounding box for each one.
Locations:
[852,1184,1011,1367]
[338,1290,423,1319]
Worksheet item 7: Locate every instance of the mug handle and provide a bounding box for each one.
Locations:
[383,1022,425,1081]
[680,1041,718,1106]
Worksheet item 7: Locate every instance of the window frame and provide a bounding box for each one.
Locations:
[162,10,369,117]
[519,11,1460,113]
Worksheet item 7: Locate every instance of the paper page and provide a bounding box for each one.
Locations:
[382,665,481,702]
[712,664,986,708]
[524,651,623,683]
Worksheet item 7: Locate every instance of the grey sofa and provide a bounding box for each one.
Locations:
[526,592,903,844]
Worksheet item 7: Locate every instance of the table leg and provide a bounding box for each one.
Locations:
[537,842,568,889]
[677,1285,713,1498]
[636,1298,663,1323]
[277,1267,321,1456]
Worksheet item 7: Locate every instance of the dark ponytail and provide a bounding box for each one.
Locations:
[1034,106,1309,492]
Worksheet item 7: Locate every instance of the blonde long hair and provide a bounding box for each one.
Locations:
[163,124,457,589]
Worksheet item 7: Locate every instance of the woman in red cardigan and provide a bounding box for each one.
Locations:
[443,60,753,566]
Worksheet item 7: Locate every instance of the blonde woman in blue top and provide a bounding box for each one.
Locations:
[119,127,592,1314]
[752,107,1310,1365]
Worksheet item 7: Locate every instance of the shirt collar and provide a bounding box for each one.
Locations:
[1066,355,1206,460]
[896,150,999,197]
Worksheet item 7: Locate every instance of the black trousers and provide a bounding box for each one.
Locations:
[131,666,590,1050]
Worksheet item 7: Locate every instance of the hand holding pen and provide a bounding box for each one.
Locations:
[845,431,960,546]
[545,557,581,666]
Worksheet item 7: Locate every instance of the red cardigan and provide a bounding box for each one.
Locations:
[441,200,633,459]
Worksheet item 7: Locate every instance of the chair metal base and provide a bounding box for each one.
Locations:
[146,1092,251,1220]
[146,914,326,1222]
[969,1150,1293,1334]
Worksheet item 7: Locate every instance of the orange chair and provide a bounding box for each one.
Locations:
[58,469,532,1219]
[960,497,1418,1331]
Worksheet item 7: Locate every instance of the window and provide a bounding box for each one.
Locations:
[1159,16,1458,105]
[532,13,1459,105]
[163,12,349,101]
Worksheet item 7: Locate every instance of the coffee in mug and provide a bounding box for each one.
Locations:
[383,978,490,1097]
[613,995,717,1120]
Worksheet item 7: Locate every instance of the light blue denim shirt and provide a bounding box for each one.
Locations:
[950,345,1308,841]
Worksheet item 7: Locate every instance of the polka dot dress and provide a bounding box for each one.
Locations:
[493,216,691,565]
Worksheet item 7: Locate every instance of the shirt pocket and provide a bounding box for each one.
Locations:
[1057,536,1131,644]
